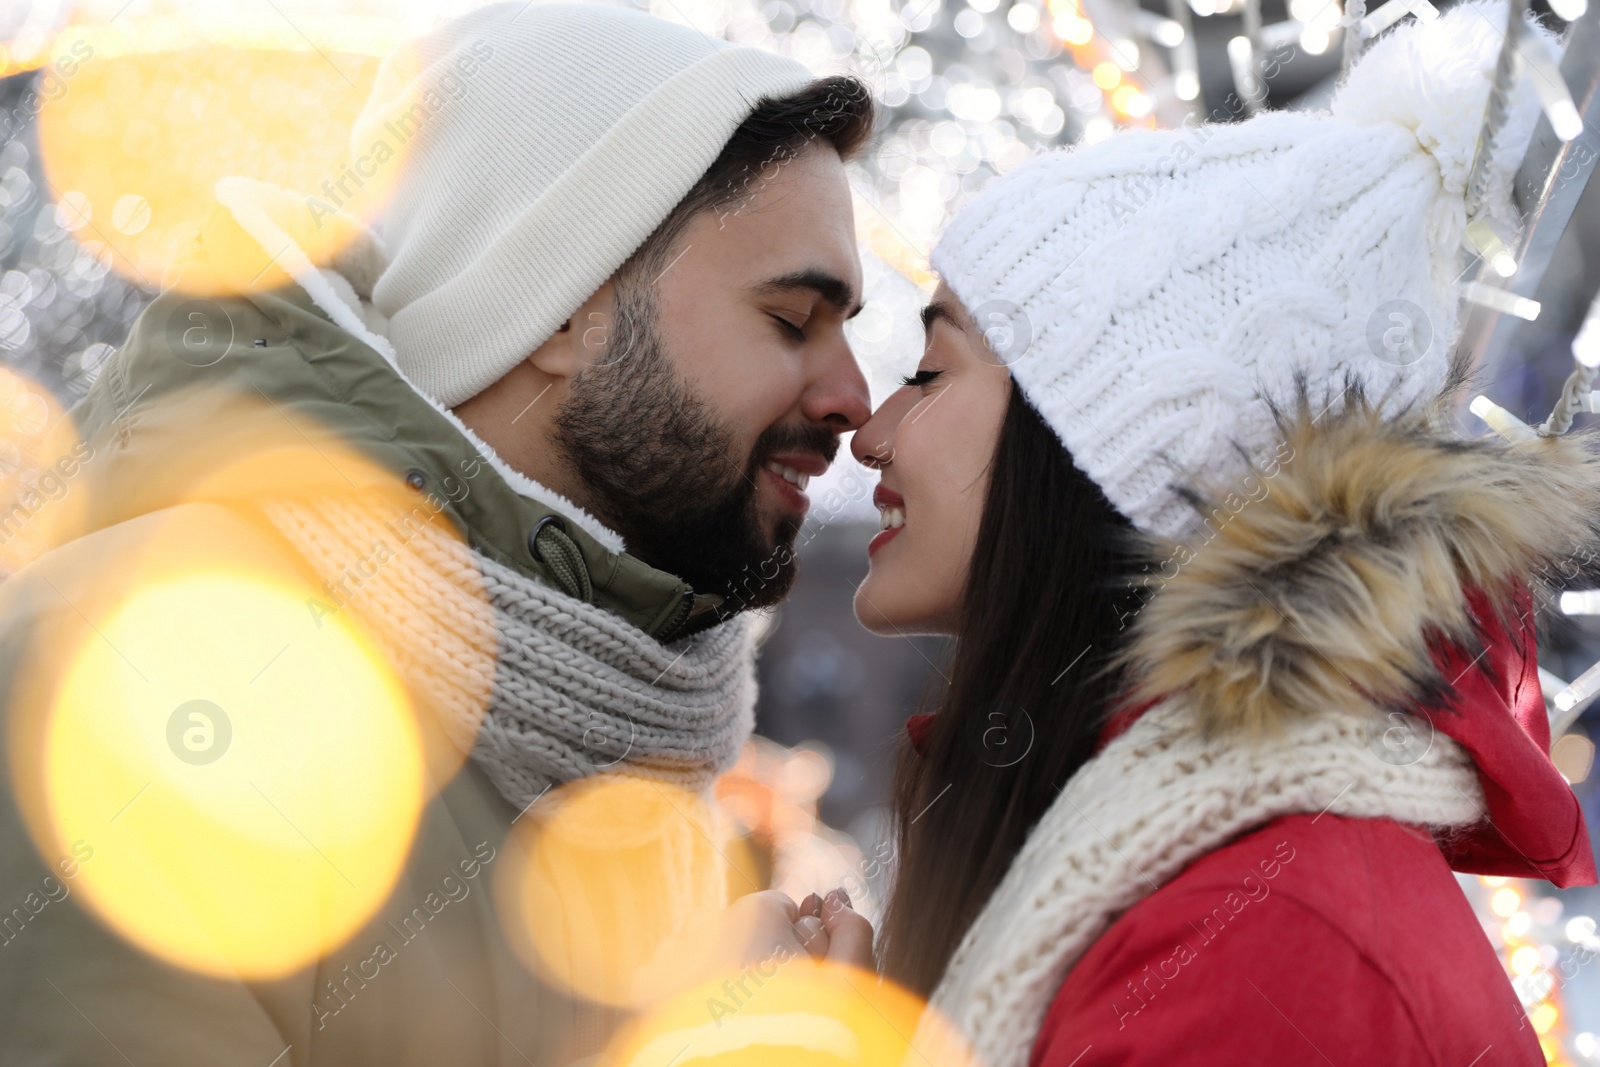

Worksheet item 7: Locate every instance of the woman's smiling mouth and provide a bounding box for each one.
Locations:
[869,484,905,556]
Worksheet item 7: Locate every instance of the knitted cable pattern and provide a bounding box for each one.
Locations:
[913,697,1485,1067]
[927,0,1557,542]
[261,494,756,814]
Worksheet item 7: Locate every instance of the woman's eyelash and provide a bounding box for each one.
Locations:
[900,369,943,387]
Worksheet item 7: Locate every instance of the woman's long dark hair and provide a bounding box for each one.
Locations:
[877,388,1139,994]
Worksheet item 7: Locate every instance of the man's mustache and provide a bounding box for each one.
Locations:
[747,423,840,473]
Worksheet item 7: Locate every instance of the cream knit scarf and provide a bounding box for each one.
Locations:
[912,697,1487,1067]
[260,494,756,811]
[210,179,755,811]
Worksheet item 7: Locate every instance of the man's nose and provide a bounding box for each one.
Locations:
[803,341,871,434]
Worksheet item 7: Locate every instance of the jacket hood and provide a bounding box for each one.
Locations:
[62,180,728,642]
[1120,387,1600,887]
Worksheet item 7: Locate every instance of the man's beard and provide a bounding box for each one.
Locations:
[551,280,836,613]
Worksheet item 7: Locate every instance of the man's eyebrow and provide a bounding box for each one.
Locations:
[751,269,864,319]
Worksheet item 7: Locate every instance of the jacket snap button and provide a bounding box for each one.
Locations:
[404,469,427,490]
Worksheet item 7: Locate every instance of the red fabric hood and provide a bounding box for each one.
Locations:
[1419,587,1594,887]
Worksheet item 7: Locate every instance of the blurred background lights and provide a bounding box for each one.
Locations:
[953,7,986,36]
[1492,886,1523,917]
[1007,4,1041,33]
[493,774,760,1007]
[601,963,975,1067]
[1512,943,1544,976]
[1055,12,1095,42]
[34,43,393,295]
[3,414,488,978]
[2,0,1599,1057]
[37,557,426,978]
[1531,999,1561,1034]
[0,362,85,574]
[1148,16,1183,45]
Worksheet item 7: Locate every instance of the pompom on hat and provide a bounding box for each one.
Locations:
[930,0,1556,540]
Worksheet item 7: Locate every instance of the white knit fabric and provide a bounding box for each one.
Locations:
[929,0,1555,540]
[262,495,756,811]
[354,2,814,407]
[914,699,1486,1067]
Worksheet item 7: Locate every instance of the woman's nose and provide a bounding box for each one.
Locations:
[851,392,912,469]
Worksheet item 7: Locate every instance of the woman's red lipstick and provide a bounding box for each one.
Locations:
[869,485,905,557]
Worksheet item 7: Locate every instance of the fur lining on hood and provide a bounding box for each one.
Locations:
[1123,388,1600,738]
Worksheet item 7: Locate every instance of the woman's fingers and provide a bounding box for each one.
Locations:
[717,887,871,972]
[819,888,874,970]
[794,914,830,960]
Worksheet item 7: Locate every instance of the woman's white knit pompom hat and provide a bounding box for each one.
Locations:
[352,2,813,407]
[930,0,1554,541]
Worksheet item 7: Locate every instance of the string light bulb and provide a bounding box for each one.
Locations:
[1573,290,1600,368]
[1358,0,1439,38]
[1469,395,1538,443]
[1461,280,1540,321]
[1553,657,1600,715]
[1517,30,1583,142]
[1559,591,1600,615]
[1467,218,1518,277]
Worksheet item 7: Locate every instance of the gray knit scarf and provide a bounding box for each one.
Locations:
[261,494,757,811]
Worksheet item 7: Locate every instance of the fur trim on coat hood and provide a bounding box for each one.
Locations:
[1123,388,1600,734]
[1118,385,1600,887]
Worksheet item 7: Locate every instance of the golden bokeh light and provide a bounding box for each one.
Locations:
[35,522,426,979]
[2,391,498,979]
[1510,944,1544,977]
[35,40,387,294]
[188,450,496,795]
[0,365,90,577]
[1053,13,1095,45]
[1091,61,1122,90]
[495,774,764,1008]
[1491,887,1522,917]
[602,963,975,1067]
[1110,84,1150,117]
[181,440,496,797]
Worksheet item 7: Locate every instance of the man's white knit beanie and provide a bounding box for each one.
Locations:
[355,2,814,407]
[931,0,1554,541]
